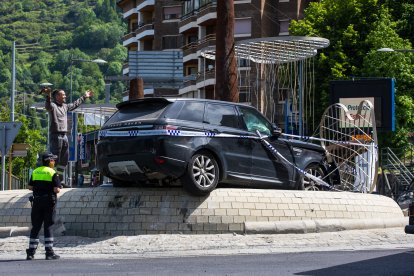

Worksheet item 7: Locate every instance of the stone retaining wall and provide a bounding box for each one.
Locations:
[0,187,404,237]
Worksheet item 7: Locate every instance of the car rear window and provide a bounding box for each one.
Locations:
[105,101,171,125]
[176,101,205,123]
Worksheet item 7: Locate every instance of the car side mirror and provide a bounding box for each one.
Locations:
[272,124,282,138]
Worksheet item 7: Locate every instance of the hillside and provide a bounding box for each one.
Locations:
[0,0,127,105]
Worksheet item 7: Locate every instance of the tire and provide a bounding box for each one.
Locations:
[303,163,326,191]
[182,151,219,196]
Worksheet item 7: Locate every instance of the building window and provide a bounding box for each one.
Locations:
[279,20,290,35]
[162,35,180,49]
[235,18,251,37]
[183,0,200,17]
[163,6,181,20]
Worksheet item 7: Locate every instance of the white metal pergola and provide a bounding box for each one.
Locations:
[200,36,330,63]
[200,36,330,136]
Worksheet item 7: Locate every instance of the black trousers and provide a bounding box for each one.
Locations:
[50,133,69,167]
[29,196,56,251]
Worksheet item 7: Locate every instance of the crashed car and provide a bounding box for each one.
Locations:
[96,98,337,195]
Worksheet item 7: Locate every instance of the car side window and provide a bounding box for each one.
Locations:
[205,104,239,128]
[239,106,272,136]
[176,101,205,123]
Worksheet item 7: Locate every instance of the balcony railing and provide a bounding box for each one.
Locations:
[136,21,155,39]
[181,74,197,89]
[182,42,198,56]
[197,34,216,51]
[122,31,136,41]
[198,0,217,19]
[196,69,216,84]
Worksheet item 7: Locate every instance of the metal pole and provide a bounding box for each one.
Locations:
[298,60,303,136]
[68,57,73,186]
[1,155,5,191]
[8,149,12,190]
[70,56,73,102]
[105,83,111,103]
[47,113,50,151]
[11,41,16,122]
[1,125,6,191]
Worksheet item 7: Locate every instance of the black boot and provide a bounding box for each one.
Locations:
[45,250,60,260]
[26,249,35,260]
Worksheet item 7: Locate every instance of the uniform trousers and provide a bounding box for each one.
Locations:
[28,196,56,251]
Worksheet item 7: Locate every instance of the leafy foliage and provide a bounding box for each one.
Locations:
[0,0,127,180]
[290,0,414,149]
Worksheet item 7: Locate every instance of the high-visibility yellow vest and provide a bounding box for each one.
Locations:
[32,166,55,182]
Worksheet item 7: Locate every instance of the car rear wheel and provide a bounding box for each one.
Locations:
[303,164,326,191]
[183,151,219,196]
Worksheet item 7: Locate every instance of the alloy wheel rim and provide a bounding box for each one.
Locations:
[192,155,216,188]
[304,168,323,191]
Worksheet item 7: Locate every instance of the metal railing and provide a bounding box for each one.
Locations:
[2,171,23,190]
[379,146,414,202]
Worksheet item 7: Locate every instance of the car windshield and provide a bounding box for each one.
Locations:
[105,101,171,125]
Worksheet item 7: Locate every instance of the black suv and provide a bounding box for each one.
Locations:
[97,98,336,195]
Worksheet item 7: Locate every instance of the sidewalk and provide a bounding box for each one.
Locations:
[1,227,414,260]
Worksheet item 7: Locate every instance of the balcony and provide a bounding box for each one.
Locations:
[197,34,216,52]
[179,12,197,33]
[122,31,138,47]
[179,75,198,95]
[122,62,129,75]
[123,7,137,19]
[137,0,155,12]
[136,21,154,40]
[196,69,216,89]
[182,42,198,62]
[197,1,217,26]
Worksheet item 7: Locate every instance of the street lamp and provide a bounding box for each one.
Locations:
[69,56,108,102]
[377,47,414,53]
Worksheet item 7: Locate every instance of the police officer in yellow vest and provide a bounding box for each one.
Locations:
[26,152,62,260]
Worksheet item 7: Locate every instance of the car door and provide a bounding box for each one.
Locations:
[238,106,294,188]
[203,103,252,184]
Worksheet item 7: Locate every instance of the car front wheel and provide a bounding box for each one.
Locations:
[182,151,219,196]
[303,163,326,191]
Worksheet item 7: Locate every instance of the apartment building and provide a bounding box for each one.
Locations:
[117,0,315,101]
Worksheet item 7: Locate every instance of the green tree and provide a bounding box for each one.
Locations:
[290,0,414,148]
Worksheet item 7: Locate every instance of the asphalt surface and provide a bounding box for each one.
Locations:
[1,227,414,261]
[1,250,413,276]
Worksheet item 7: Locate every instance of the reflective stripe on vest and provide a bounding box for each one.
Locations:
[32,166,55,182]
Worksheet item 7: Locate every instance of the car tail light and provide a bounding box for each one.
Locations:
[155,125,178,130]
[154,156,166,165]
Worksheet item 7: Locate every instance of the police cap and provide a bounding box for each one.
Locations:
[42,152,58,162]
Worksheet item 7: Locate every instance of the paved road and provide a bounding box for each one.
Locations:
[1,249,413,275]
[1,227,414,261]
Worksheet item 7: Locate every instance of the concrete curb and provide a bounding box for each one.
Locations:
[244,218,407,234]
[0,218,408,237]
[0,226,30,238]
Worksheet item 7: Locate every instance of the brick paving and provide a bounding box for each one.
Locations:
[1,227,414,260]
[0,188,404,236]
